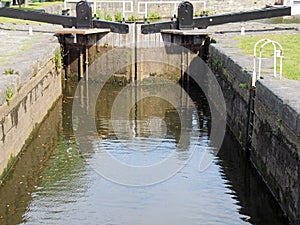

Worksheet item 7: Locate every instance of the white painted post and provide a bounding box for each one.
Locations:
[253,39,268,87]
[145,2,148,18]
[29,27,33,36]
[280,53,283,79]
[93,1,97,17]
[273,44,277,77]
[258,48,263,78]
[173,3,177,17]
[123,1,125,19]
[241,27,245,35]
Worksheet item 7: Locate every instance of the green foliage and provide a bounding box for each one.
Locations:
[114,11,123,22]
[148,12,160,22]
[6,86,14,102]
[239,83,248,89]
[2,1,11,7]
[40,136,85,189]
[3,68,19,75]
[54,50,62,69]
[128,14,137,22]
[1,2,63,24]
[276,118,282,127]
[236,34,300,80]
[266,16,300,24]
[195,10,211,17]
[11,2,62,10]
[0,153,16,183]
[95,10,103,19]
[104,14,112,21]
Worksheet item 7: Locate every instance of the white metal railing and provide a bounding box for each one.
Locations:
[64,0,133,18]
[252,39,284,87]
[137,1,206,18]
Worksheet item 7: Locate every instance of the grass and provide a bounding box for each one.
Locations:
[0,15,47,25]
[54,50,62,69]
[114,11,123,22]
[11,2,62,10]
[0,2,62,24]
[3,68,19,75]
[95,10,103,20]
[235,34,300,80]
[127,14,137,22]
[262,16,300,24]
[104,14,112,21]
[194,10,212,17]
[20,40,34,51]
[6,86,14,102]
[148,12,160,22]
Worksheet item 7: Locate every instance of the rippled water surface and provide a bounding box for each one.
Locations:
[0,82,289,225]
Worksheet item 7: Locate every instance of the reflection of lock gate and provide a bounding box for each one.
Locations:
[0,1,293,33]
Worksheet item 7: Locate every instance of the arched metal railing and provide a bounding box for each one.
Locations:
[252,39,283,87]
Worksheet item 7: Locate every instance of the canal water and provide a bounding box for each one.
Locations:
[0,81,289,225]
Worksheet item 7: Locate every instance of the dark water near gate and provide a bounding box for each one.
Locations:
[0,81,289,225]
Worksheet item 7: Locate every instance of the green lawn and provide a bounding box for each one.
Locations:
[236,34,300,80]
[11,1,62,10]
[0,2,62,24]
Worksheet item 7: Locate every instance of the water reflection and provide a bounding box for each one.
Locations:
[217,133,290,224]
[0,81,289,225]
[76,81,202,186]
[0,101,62,225]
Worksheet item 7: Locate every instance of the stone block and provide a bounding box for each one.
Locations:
[0,82,8,106]
[256,80,284,117]
[0,122,3,142]
[297,114,300,137]
[282,105,297,132]
[3,113,12,135]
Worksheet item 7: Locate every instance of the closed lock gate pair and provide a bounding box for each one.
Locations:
[0,1,292,34]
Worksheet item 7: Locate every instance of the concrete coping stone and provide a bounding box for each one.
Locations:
[257,77,300,137]
[55,28,110,35]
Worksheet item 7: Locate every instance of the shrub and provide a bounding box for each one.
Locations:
[114,11,123,22]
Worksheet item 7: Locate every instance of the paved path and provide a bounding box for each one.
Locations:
[0,3,62,106]
[0,21,60,105]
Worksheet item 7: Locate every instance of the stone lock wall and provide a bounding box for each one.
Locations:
[209,43,300,224]
[0,55,62,180]
[209,45,252,148]
[252,77,300,223]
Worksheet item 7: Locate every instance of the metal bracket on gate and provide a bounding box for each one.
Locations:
[178,1,194,30]
[76,1,93,29]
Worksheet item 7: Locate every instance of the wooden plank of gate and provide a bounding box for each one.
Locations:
[161,29,211,36]
[55,28,110,35]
